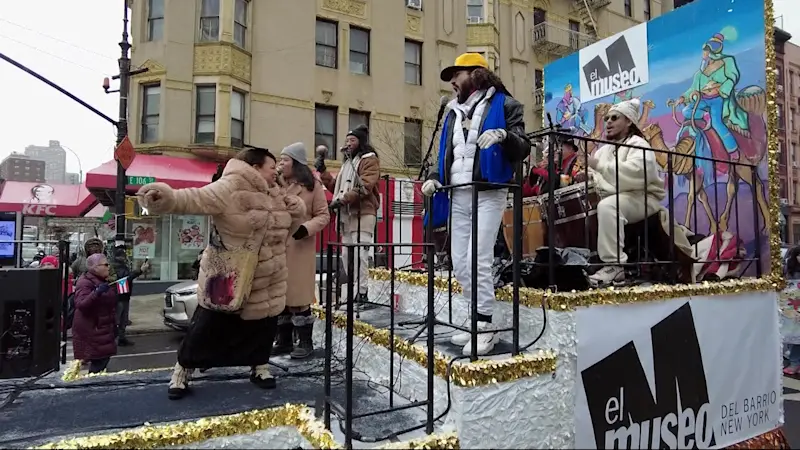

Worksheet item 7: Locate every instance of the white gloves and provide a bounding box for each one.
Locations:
[477,129,508,149]
[421,179,442,197]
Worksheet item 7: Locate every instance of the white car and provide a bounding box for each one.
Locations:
[162,281,198,331]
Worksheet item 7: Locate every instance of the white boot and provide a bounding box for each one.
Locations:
[250,364,276,389]
[168,363,191,400]
[461,321,498,356]
[589,266,625,286]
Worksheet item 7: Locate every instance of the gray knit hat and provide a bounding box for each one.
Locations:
[281,142,308,165]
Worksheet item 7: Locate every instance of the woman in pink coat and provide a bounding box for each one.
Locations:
[274,143,330,359]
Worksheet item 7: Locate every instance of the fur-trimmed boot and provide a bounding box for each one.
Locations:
[273,310,294,355]
[250,364,276,389]
[168,362,192,400]
[290,312,315,359]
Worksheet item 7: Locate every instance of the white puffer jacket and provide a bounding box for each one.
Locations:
[591,135,665,200]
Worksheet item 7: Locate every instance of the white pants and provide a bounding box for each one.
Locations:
[450,188,507,318]
[340,213,376,295]
[596,192,663,264]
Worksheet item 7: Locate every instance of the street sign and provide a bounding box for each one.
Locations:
[115,136,136,170]
[127,176,155,185]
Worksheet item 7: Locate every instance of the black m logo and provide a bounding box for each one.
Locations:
[580,303,716,449]
[582,35,637,83]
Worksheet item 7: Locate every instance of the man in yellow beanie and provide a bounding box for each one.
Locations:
[420,53,530,356]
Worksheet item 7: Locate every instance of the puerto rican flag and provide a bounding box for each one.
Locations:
[116,277,130,295]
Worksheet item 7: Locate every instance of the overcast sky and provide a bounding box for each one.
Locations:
[0,0,798,180]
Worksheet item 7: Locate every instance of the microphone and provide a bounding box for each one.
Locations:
[435,95,450,123]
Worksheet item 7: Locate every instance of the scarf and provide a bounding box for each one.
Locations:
[332,152,370,203]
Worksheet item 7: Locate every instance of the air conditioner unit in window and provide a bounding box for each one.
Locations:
[467,16,484,24]
[406,0,422,10]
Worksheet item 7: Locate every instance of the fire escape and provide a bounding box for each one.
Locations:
[572,0,611,39]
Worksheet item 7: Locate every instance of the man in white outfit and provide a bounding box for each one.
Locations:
[587,98,693,286]
[421,53,530,356]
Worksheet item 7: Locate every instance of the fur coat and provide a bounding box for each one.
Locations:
[137,159,306,320]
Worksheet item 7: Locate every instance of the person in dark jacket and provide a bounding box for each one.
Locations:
[421,53,530,356]
[72,253,117,373]
[111,246,149,346]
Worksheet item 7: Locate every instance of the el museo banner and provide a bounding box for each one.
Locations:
[579,22,650,102]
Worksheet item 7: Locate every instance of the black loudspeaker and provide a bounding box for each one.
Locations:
[0,268,61,379]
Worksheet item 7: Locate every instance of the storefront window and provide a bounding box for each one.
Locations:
[124,197,211,281]
[172,215,208,280]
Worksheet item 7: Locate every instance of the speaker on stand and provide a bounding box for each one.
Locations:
[0,268,62,380]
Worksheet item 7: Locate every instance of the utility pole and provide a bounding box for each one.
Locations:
[104,0,148,244]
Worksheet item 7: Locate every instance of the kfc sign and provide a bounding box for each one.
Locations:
[21,204,57,216]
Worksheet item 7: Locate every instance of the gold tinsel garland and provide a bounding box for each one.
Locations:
[312,307,557,387]
[380,432,460,449]
[764,0,784,285]
[35,404,340,449]
[370,268,778,311]
[61,360,170,383]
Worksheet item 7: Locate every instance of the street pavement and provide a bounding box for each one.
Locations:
[61,294,800,447]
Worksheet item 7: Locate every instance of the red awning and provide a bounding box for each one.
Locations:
[0,180,98,217]
[86,155,220,205]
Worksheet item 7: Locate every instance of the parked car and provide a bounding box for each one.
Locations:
[163,273,330,331]
[162,280,199,331]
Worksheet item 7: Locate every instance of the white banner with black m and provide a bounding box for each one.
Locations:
[575,293,782,449]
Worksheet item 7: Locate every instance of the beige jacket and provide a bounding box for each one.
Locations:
[282,179,331,307]
[137,159,306,319]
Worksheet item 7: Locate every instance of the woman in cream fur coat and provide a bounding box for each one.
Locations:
[137,147,306,400]
[587,98,694,286]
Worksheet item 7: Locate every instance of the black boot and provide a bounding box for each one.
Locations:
[273,311,293,355]
[357,291,378,311]
[290,313,314,359]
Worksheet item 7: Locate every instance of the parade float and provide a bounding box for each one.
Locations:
[13,0,788,448]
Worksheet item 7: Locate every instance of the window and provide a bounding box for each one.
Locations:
[349,110,370,132]
[533,8,546,25]
[234,0,247,47]
[404,40,422,85]
[141,84,161,143]
[568,20,580,48]
[404,119,423,167]
[315,106,337,159]
[231,90,245,148]
[777,65,785,85]
[467,0,483,20]
[624,0,632,17]
[534,69,543,89]
[349,28,370,75]
[778,104,785,129]
[316,20,337,68]
[147,0,164,41]
[195,86,216,144]
[643,0,651,20]
[200,0,220,41]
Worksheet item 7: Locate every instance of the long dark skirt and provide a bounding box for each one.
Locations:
[177,307,278,369]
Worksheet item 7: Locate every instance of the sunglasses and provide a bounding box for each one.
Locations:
[604,114,621,122]
[98,263,110,267]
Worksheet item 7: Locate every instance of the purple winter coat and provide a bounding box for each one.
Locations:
[72,272,118,361]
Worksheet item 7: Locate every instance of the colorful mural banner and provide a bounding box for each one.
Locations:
[544,0,770,275]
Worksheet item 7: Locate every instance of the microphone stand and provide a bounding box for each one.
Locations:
[418,105,447,181]
[399,103,448,342]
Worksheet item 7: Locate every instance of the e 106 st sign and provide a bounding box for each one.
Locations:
[127,176,155,185]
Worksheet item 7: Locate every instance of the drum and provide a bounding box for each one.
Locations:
[502,197,544,257]
[537,183,600,251]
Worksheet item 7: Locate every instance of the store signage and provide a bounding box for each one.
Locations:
[575,294,780,449]
[127,176,156,185]
[21,204,57,216]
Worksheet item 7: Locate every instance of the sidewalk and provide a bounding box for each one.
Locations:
[128,293,172,335]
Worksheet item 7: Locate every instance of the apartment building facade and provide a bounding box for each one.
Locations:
[127,0,662,174]
[778,32,800,242]
[0,153,46,183]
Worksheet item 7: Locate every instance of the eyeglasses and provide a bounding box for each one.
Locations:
[604,114,620,122]
[98,263,110,267]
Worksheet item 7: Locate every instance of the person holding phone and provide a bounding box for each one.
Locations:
[111,246,150,346]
